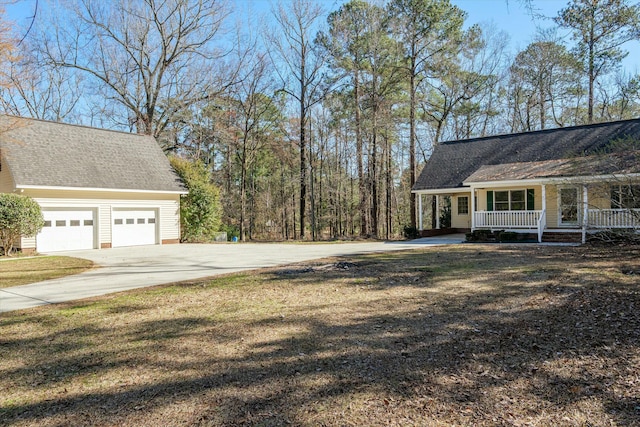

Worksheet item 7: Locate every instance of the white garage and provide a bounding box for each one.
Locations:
[112,209,158,247]
[0,116,186,254]
[37,209,97,252]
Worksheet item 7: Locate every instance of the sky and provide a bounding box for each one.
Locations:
[5,0,640,73]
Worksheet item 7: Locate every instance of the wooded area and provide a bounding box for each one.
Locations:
[1,0,639,241]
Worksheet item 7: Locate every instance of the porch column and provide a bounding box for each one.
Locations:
[541,184,546,213]
[582,185,588,244]
[418,194,423,230]
[470,187,476,230]
[435,195,440,229]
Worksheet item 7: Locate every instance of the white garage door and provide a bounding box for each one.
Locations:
[112,209,158,247]
[37,209,96,252]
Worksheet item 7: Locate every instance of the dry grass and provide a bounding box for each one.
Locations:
[0,256,94,288]
[1,244,639,426]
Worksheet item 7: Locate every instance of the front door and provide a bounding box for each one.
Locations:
[559,187,579,226]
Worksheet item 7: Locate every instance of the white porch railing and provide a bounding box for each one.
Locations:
[587,209,640,228]
[474,210,543,229]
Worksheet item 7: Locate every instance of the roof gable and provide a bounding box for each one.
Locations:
[0,116,185,193]
[413,118,640,191]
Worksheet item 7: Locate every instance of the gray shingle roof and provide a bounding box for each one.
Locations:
[464,150,640,183]
[0,116,185,192]
[413,118,640,191]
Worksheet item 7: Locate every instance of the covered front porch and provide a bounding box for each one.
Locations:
[416,182,640,243]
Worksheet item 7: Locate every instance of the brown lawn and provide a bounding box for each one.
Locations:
[0,256,94,288]
[0,244,639,426]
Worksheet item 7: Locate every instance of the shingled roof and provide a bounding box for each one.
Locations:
[463,150,640,183]
[413,118,640,191]
[0,116,185,193]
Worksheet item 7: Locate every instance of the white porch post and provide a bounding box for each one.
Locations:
[418,194,423,230]
[582,185,588,244]
[470,187,476,231]
[435,195,440,229]
[541,184,546,213]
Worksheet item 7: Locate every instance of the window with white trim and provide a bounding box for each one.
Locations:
[458,196,469,215]
[488,189,535,211]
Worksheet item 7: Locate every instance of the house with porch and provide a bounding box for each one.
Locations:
[412,119,640,243]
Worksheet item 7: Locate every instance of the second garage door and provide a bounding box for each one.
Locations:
[112,209,158,247]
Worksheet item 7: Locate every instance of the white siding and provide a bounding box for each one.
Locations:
[161,201,181,241]
[20,235,36,250]
[21,189,180,248]
[100,204,111,245]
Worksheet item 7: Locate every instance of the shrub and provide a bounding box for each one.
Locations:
[0,194,44,256]
[498,231,518,242]
[439,197,451,228]
[221,224,240,242]
[403,225,420,239]
[169,157,222,242]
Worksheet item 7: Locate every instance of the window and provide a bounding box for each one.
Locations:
[84,220,94,226]
[495,191,510,211]
[70,220,80,226]
[458,196,469,215]
[43,220,52,227]
[148,218,156,224]
[611,185,640,209]
[114,219,123,225]
[126,218,134,224]
[137,218,145,224]
[488,189,535,211]
[511,190,525,210]
[56,220,66,227]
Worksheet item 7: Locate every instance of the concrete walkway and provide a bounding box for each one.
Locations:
[0,235,464,313]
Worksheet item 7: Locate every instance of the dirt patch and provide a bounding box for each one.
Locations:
[1,244,639,426]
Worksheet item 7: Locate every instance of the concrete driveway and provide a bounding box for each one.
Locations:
[0,235,464,313]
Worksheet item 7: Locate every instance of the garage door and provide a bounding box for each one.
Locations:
[37,209,96,252]
[112,209,158,247]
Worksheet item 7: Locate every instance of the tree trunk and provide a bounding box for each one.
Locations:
[409,56,417,229]
[355,73,367,237]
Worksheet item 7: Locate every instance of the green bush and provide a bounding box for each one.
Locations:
[169,157,222,242]
[221,224,240,241]
[403,225,420,239]
[0,194,44,256]
[439,197,451,228]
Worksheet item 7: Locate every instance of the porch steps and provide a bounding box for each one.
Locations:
[541,231,582,243]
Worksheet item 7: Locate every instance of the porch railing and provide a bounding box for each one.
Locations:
[474,210,543,229]
[587,209,640,229]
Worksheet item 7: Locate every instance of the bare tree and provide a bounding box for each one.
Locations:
[267,0,329,239]
[0,41,82,121]
[37,0,234,141]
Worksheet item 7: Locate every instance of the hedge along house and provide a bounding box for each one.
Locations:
[0,116,186,253]
[412,118,640,243]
